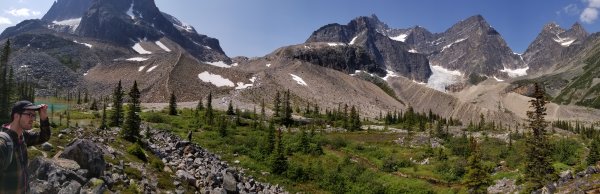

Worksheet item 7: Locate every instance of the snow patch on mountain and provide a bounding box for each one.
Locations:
[127,57,148,61]
[146,65,158,72]
[552,36,576,47]
[349,36,358,45]
[408,49,418,53]
[138,66,146,71]
[198,71,234,87]
[441,38,467,52]
[493,76,504,82]
[155,41,171,52]
[206,61,231,68]
[132,43,152,54]
[383,70,399,81]
[327,42,346,47]
[290,74,307,86]
[235,76,257,90]
[126,2,135,20]
[73,40,92,48]
[426,65,463,92]
[53,18,81,29]
[266,63,271,67]
[500,66,529,77]
[390,33,408,42]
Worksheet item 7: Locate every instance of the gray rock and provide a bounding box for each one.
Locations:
[59,139,106,177]
[29,179,56,194]
[176,170,196,186]
[57,180,81,194]
[223,171,239,193]
[80,178,106,194]
[76,169,89,179]
[41,142,54,151]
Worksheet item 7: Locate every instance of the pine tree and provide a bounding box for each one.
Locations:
[169,91,177,115]
[273,91,281,119]
[122,81,141,142]
[299,129,309,154]
[89,98,98,110]
[587,137,600,165]
[84,91,89,103]
[77,90,81,104]
[282,89,293,126]
[205,92,214,126]
[227,100,234,115]
[100,101,107,130]
[0,40,13,123]
[196,98,204,111]
[523,83,557,193]
[270,127,288,174]
[463,137,491,193]
[218,116,227,137]
[266,121,275,155]
[349,105,361,131]
[110,80,124,127]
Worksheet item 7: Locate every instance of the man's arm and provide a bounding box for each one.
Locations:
[25,104,51,146]
[0,132,13,170]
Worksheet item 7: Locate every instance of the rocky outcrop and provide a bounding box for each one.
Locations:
[59,139,106,177]
[144,128,288,193]
[305,15,432,82]
[41,0,93,22]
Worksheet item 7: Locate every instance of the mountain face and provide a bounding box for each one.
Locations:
[522,22,588,74]
[42,0,93,22]
[76,0,228,62]
[305,15,432,82]
[403,15,526,78]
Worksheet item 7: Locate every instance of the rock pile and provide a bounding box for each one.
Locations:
[145,128,288,193]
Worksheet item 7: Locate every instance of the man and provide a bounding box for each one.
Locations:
[0,100,50,193]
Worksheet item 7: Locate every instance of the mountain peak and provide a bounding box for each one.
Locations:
[42,0,93,22]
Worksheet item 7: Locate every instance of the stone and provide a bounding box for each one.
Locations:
[29,179,56,194]
[76,169,89,179]
[58,134,64,139]
[80,178,106,194]
[41,142,54,151]
[176,170,197,186]
[223,171,239,193]
[57,180,81,194]
[59,139,106,177]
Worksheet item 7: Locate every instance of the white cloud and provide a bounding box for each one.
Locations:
[562,4,580,15]
[580,0,600,23]
[6,8,41,17]
[580,7,599,23]
[0,17,12,25]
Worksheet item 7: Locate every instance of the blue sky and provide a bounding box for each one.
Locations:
[1,0,599,57]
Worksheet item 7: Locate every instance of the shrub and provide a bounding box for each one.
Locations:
[150,157,165,171]
[127,143,148,162]
[144,112,166,123]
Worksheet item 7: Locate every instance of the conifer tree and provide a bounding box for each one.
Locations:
[349,105,361,131]
[523,83,557,192]
[110,80,124,127]
[122,81,141,142]
[266,121,276,155]
[218,116,227,137]
[196,98,203,111]
[587,137,600,165]
[205,92,214,126]
[100,101,107,130]
[169,91,177,115]
[273,91,281,119]
[464,137,491,193]
[299,129,309,154]
[227,100,234,115]
[282,89,293,126]
[261,98,266,121]
[0,40,13,123]
[270,127,288,174]
[77,90,81,104]
[89,98,98,110]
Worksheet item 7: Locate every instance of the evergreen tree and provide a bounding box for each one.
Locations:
[270,127,288,174]
[273,91,281,119]
[235,107,241,126]
[100,101,107,130]
[299,129,309,153]
[349,105,361,131]
[205,92,214,126]
[282,89,293,126]
[523,83,557,192]
[169,91,177,115]
[463,137,491,193]
[122,81,141,142]
[110,80,124,127]
[266,121,275,155]
[77,90,81,104]
[196,98,204,111]
[84,91,89,103]
[89,98,98,110]
[218,116,227,137]
[587,137,600,165]
[227,100,234,115]
[0,40,13,123]
[261,98,266,121]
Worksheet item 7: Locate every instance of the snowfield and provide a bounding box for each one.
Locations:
[327,42,346,47]
[73,40,92,48]
[53,18,81,30]
[205,61,231,68]
[138,66,146,72]
[290,74,308,86]
[198,71,234,87]
[155,41,171,52]
[500,66,529,77]
[146,65,158,72]
[235,76,257,90]
[349,36,358,45]
[132,43,152,54]
[553,36,576,47]
[441,38,467,52]
[383,70,399,81]
[127,57,148,61]
[389,33,408,42]
[426,65,463,92]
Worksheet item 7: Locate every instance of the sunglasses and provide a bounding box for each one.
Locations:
[20,112,36,119]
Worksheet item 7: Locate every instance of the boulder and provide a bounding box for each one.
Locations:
[59,139,106,177]
[176,170,197,186]
[41,142,54,151]
[487,178,517,194]
[80,178,107,194]
[28,157,86,186]
[223,171,239,193]
[29,179,56,194]
[57,180,81,194]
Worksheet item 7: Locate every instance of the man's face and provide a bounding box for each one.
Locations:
[19,110,36,130]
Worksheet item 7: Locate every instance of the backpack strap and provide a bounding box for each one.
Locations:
[0,131,13,171]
